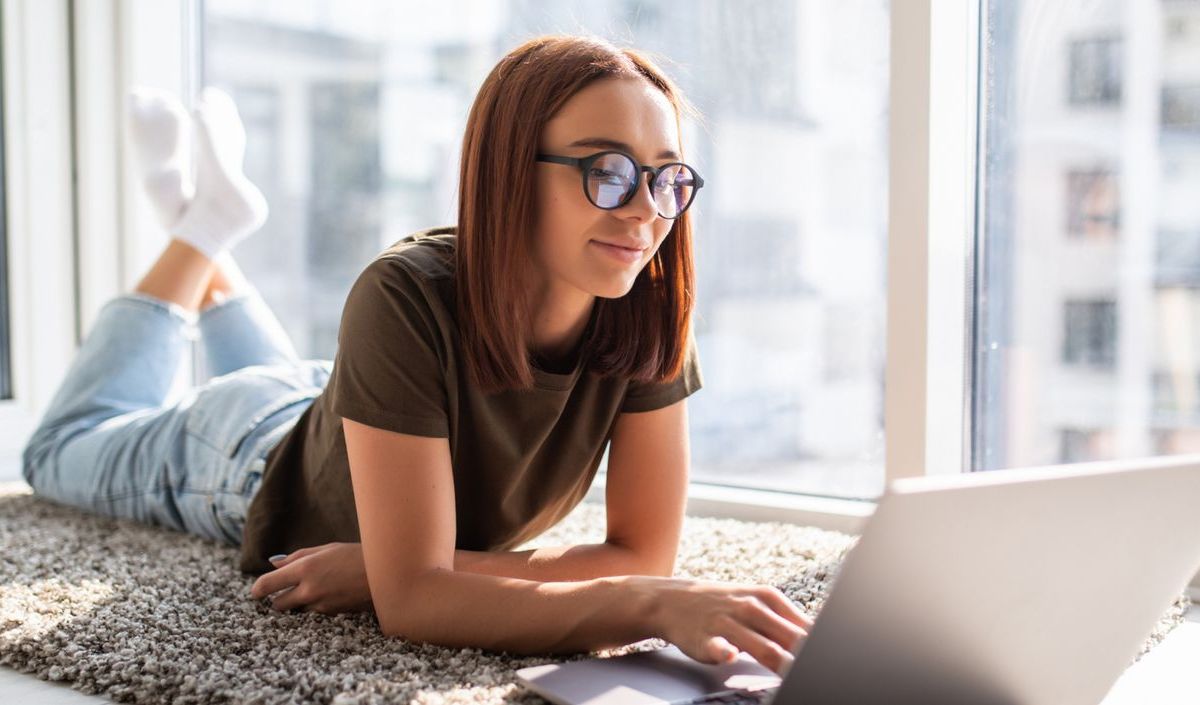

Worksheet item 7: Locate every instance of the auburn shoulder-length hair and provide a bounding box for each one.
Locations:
[457,34,699,395]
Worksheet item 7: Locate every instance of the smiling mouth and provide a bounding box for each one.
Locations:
[591,240,647,263]
[591,240,647,252]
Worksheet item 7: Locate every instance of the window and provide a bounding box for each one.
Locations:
[200,0,892,501]
[1062,300,1117,368]
[1066,169,1119,239]
[1162,84,1200,132]
[976,1,1200,470]
[1068,36,1122,107]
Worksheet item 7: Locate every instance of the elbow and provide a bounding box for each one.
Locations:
[610,539,676,578]
[639,547,677,578]
[379,609,413,640]
[376,567,449,640]
[637,554,674,578]
[379,612,414,640]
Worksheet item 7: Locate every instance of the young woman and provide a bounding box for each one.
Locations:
[21,34,813,676]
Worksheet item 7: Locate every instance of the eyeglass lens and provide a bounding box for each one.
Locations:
[586,153,697,218]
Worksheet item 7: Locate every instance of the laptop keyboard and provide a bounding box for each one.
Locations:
[687,689,773,704]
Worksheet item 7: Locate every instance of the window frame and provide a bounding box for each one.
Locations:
[0,0,78,466]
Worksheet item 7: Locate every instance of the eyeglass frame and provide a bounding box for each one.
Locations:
[535,150,705,219]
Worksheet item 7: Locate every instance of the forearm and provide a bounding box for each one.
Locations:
[390,571,664,655]
[453,541,659,582]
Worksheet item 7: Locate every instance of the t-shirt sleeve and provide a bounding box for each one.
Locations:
[325,256,451,437]
[619,332,704,413]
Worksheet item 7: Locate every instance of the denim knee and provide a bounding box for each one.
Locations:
[21,421,59,489]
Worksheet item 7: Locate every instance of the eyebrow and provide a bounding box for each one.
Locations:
[565,137,681,161]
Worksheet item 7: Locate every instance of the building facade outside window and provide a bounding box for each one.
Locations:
[976,0,1200,469]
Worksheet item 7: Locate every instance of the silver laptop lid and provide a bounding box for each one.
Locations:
[774,455,1200,705]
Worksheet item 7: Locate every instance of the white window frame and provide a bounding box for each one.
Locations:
[0,0,78,465]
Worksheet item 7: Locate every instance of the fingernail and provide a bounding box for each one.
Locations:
[268,553,287,562]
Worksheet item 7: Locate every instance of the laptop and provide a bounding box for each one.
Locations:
[516,455,1200,705]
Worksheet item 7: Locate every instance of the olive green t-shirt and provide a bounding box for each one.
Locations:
[237,226,703,575]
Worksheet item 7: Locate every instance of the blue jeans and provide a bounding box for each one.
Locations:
[21,290,331,546]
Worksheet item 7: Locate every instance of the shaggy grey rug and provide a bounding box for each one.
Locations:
[0,481,1190,705]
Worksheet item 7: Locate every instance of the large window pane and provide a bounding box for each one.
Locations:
[976,0,1200,469]
[202,0,890,500]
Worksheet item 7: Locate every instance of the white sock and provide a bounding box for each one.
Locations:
[171,87,268,260]
[127,88,194,229]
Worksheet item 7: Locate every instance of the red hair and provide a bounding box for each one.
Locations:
[457,34,699,394]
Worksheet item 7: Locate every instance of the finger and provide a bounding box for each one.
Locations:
[704,635,739,664]
[754,588,815,630]
[266,584,305,612]
[736,598,809,654]
[251,567,299,600]
[719,619,795,677]
[274,546,319,565]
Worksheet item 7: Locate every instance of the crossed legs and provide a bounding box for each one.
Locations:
[20,87,306,544]
[135,240,249,314]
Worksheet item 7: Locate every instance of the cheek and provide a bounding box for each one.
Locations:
[533,190,584,269]
[537,182,598,242]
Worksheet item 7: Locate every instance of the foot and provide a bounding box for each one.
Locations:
[170,87,269,260]
[127,88,194,229]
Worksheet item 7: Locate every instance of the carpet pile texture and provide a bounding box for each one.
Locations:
[0,481,1190,704]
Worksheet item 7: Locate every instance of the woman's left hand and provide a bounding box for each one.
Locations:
[249,542,374,615]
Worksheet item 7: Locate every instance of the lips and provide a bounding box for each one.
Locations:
[592,239,649,252]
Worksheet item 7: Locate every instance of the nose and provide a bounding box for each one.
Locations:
[619,170,659,222]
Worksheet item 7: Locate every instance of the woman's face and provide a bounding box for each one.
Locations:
[533,76,681,301]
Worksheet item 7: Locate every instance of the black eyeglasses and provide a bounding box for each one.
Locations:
[535,150,704,219]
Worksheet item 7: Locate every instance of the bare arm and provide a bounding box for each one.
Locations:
[274,417,809,671]
[343,417,661,653]
[454,542,658,582]
[397,569,661,653]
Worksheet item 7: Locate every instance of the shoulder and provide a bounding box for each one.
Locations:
[353,226,457,313]
[375,226,457,283]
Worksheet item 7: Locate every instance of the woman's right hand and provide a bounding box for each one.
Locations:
[638,576,816,676]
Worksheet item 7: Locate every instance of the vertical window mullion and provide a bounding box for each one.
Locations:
[72,0,123,338]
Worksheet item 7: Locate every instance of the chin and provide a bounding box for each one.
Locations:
[592,277,639,299]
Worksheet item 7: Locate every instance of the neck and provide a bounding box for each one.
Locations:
[527,285,595,368]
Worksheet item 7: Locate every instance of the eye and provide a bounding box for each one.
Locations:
[588,168,629,184]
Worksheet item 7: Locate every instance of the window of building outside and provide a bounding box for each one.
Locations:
[199,0,891,500]
[1066,168,1119,239]
[976,0,1200,470]
[1062,299,1118,368]
[1068,36,1122,107]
